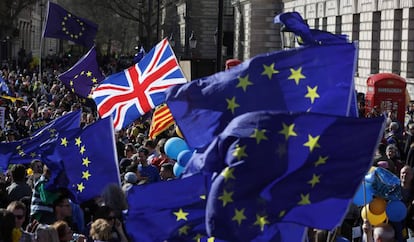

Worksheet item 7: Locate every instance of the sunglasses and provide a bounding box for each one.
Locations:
[107,216,116,220]
[14,214,25,220]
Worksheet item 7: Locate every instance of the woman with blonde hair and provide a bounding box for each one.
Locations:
[90,219,112,242]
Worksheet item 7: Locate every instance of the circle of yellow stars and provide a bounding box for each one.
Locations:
[68,70,99,95]
[61,13,85,39]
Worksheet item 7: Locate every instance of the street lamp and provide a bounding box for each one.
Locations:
[189,31,197,49]
[168,33,175,47]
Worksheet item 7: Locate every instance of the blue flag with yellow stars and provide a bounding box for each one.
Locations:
[202,111,385,241]
[165,41,357,149]
[0,110,82,168]
[125,173,225,242]
[58,46,105,98]
[42,117,120,203]
[43,2,98,48]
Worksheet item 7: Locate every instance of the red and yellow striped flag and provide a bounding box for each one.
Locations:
[149,104,175,139]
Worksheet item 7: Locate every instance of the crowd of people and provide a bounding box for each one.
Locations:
[1,57,414,242]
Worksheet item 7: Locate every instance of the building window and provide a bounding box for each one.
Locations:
[224,0,234,16]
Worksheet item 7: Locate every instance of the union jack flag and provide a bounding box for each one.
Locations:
[92,38,187,130]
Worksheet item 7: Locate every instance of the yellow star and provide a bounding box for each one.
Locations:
[200,195,206,200]
[82,170,91,180]
[308,174,320,188]
[314,155,328,167]
[279,123,297,140]
[218,189,234,207]
[173,208,189,221]
[276,143,287,158]
[18,150,26,157]
[261,63,279,79]
[279,210,286,218]
[221,167,236,182]
[250,128,268,144]
[79,145,86,155]
[232,208,246,226]
[254,214,269,231]
[226,96,240,114]
[60,137,68,147]
[75,137,82,147]
[304,134,320,152]
[232,144,248,160]
[82,157,91,167]
[77,182,85,192]
[298,193,311,205]
[288,67,306,85]
[305,85,320,104]
[81,71,85,75]
[178,225,190,236]
[236,75,253,92]
[86,71,92,77]
[92,77,97,83]
[30,152,37,158]
[193,234,203,241]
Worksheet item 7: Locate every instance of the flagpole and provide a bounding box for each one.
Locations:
[39,0,49,81]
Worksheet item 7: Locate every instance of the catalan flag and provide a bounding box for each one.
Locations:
[149,104,175,140]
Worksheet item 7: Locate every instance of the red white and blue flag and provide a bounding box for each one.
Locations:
[92,38,187,130]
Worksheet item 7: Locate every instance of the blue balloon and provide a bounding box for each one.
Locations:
[165,137,190,160]
[173,163,185,177]
[353,182,374,206]
[177,150,193,167]
[386,200,407,222]
[335,236,350,242]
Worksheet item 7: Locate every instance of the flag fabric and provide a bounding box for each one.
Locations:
[41,117,120,204]
[0,76,10,95]
[133,46,146,63]
[201,111,384,241]
[149,104,175,140]
[125,173,216,242]
[165,42,357,148]
[92,38,187,130]
[58,46,105,98]
[2,110,82,166]
[43,2,98,48]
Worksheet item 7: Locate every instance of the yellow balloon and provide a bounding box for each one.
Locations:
[369,197,387,215]
[175,126,183,138]
[361,205,387,226]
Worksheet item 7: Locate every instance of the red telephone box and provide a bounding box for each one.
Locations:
[365,73,406,124]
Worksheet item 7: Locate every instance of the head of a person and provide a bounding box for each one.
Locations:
[400,165,414,186]
[53,196,72,220]
[124,143,136,158]
[52,220,73,242]
[0,208,16,242]
[143,139,156,152]
[93,205,117,227]
[373,223,395,242]
[10,164,26,182]
[124,172,138,184]
[6,201,26,229]
[89,218,112,241]
[160,163,175,181]
[137,147,149,164]
[386,144,398,159]
[31,159,44,174]
[34,224,60,242]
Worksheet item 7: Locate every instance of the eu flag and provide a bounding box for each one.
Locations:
[42,117,120,203]
[43,2,98,48]
[165,42,357,149]
[202,111,385,241]
[58,46,105,98]
[125,173,217,242]
[2,110,82,166]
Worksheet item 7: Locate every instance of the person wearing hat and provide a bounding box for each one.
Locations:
[225,58,241,70]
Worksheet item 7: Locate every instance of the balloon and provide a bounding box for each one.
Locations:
[386,200,407,222]
[177,150,193,167]
[173,163,185,177]
[353,182,374,206]
[175,126,184,138]
[361,205,387,226]
[335,236,350,242]
[165,137,190,160]
[369,197,387,215]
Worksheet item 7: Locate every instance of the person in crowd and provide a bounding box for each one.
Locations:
[362,220,395,242]
[30,165,60,224]
[123,143,136,159]
[89,219,112,242]
[0,208,16,242]
[91,206,128,242]
[6,201,32,242]
[150,138,172,171]
[121,172,137,193]
[99,184,128,221]
[53,196,73,226]
[32,223,60,242]
[159,163,175,181]
[6,164,32,203]
[52,220,86,242]
[143,139,159,165]
[133,147,160,183]
[26,159,44,189]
